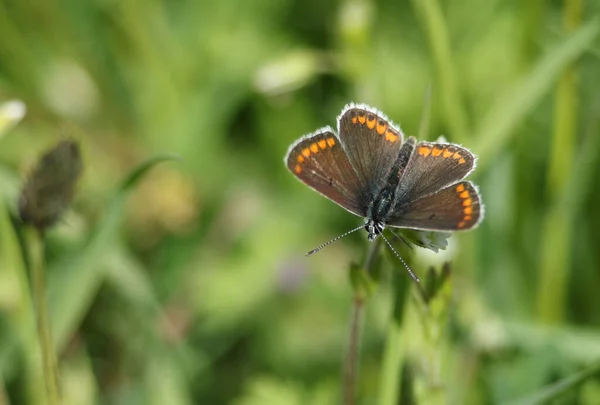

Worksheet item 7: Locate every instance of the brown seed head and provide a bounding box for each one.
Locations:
[19,140,82,230]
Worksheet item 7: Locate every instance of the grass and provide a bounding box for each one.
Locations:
[28,228,60,405]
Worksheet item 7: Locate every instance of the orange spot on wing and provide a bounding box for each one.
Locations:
[464,206,473,215]
[302,148,310,157]
[419,146,431,156]
[327,137,336,147]
[458,221,466,228]
[318,139,327,149]
[458,158,466,164]
[443,149,453,158]
[464,215,472,221]
[366,116,376,129]
[459,190,469,199]
[456,184,465,192]
[352,116,357,124]
[431,147,443,157]
[294,165,302,174]
[357,113,366,124]
[297,155,305,163]
[376,121,387,135]
[310,143,319,153]
[385,131,398,142]
[463,198,472,207]
[453,152,461,159]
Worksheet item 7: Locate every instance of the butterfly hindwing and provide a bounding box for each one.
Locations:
[387,181,483,231]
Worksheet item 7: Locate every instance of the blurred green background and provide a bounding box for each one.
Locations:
[1,0,600,404]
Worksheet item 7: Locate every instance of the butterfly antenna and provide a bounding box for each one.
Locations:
[306,224,364,256]
[379,232,420,282]
[388,228,414,250]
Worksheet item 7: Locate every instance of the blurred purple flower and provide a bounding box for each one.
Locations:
[276,257,309,294]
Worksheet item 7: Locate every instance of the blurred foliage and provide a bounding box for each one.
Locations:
[1,0,600,404]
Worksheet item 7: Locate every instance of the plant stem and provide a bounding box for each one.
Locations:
[520,0,546,65]
[377,319,404,405]
[536,0,581,324]
[29,228,60,405]
[343,238,382,405]
[377,262,410,405]
[343,297,364,405]
[411,0,469,143]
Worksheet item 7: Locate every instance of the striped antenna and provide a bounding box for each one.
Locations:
[306,224,364,256]
[379,232,420,282]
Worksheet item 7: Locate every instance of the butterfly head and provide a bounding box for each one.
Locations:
[365,218,385,241]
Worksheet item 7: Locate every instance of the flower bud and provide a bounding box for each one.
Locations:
[19,140,82,230]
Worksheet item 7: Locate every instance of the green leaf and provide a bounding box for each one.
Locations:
[47,154,180,350]
[503,360,600,405]
[234,376,304,405]
[121,154,182,190]
[474,19,600,169]
[0,165,20,204]
[0,201,45,405]
[146,353,193,405]
[400,229,450,253]
[349,262,378,300]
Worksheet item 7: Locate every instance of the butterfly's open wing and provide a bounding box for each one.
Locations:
[337,104,404,194]
[395,142,476,202]
[386,142,482,231]
[285,128,368,217]
[388,181,483,231]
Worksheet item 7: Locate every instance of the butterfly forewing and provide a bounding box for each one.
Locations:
[387,181,482,231]
[395,142,476,203]
[286,128,368,216]
[338,105,404,194]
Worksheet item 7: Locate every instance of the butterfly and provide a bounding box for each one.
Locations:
[285,103,483,280]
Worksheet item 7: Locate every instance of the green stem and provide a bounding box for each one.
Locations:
[342,238,382,405]
[536,0,581,324]
[343,297,364,405]
[411,0,469,142]
[377,318,404,405]
[377,252,411,405]
[520,0,546,65]
[29,228,60,405]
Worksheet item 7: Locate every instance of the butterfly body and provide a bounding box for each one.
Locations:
[363,136,417,240]
[285,103,483,243]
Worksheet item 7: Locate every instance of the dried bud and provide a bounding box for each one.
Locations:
[19,140,82,230]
